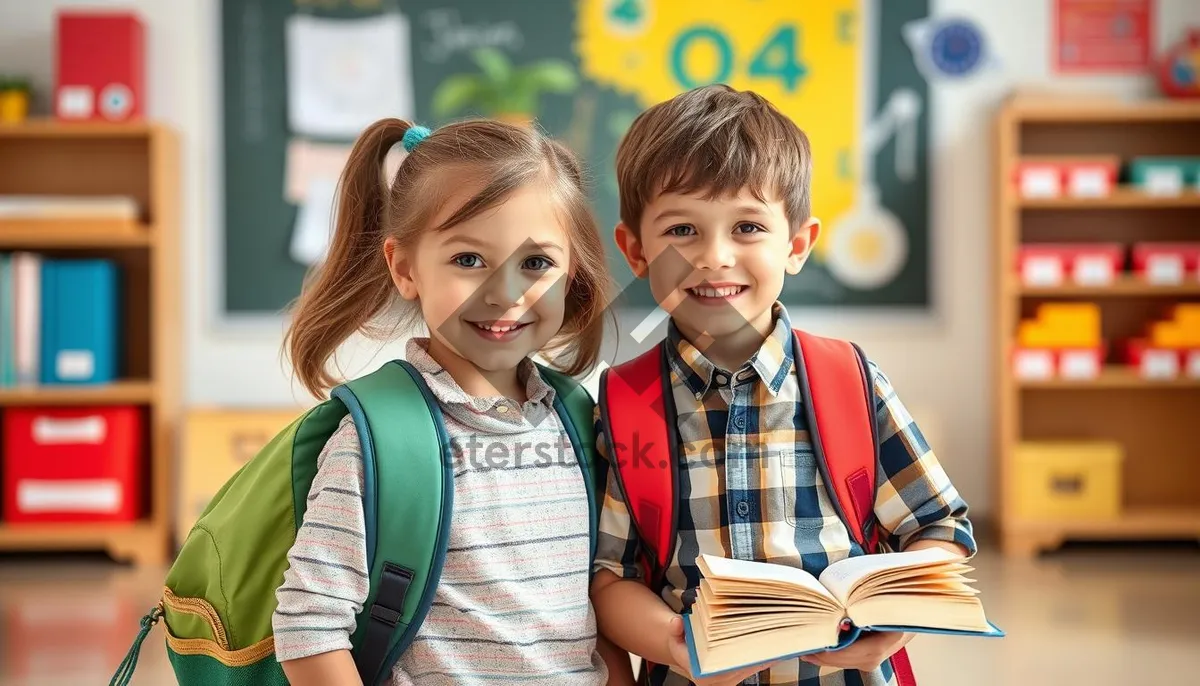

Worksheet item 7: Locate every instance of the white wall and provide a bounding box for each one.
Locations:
[3,0,1199,515]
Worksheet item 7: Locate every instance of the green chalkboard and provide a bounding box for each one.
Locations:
[220,0,932,314]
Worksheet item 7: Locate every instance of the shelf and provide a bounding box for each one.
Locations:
[1018,188,1200,209]
[0,381,155,406]
[0,219,151,248]
[1016,276,1200,297]
[0,521,165,564]
[1003,94,1200,122]
[0,118,158,139]
[1019,366,1200,389]
[1010,508,1200,539]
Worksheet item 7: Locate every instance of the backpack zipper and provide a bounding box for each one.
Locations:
[162,587,230,650]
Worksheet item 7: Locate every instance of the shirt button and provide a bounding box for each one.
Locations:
[734,415,746,429]
[694,391,703,399]
[715,374,728,385]
[496,405,509,414]
[736,501,750,517]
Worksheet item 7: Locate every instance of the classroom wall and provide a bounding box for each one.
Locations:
[3,0,1199,516]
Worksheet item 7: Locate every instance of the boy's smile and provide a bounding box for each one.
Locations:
[616,187,819,366]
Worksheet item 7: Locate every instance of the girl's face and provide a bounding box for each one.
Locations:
[387,181,572,388]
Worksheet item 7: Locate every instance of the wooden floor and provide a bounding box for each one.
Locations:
[0,543,1197,685]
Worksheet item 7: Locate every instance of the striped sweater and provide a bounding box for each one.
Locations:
[272,338,608,685]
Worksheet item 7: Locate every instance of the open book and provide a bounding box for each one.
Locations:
[682,547,1004,677]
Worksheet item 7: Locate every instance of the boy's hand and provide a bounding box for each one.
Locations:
[800,631,913,672]
[663,615,779,686]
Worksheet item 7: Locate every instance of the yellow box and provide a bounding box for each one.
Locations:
[1150,322,1191,348]
[1018,320,1099,348]
[1038,302,1101,329]
[1014,441,1123,520]
[176,408,303,545]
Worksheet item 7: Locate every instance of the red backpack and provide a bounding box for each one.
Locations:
[598,329,916,686]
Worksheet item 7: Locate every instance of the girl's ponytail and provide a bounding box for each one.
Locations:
[286,118,411,398]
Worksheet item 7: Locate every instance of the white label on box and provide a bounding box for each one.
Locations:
[1141,350,1180,379]
[1144,168,1184,196]
[1015,350,1055,379]
[56,350,96,380]
[1145,255,1185,284]
[1021,169,1060,198]
[57,85,94,119]
[1073,256,1114,285]
[16,479,122,514]
[1023,257,1064,286]
[1069,169,1109,197]
[32,416,107,444]
[1059,351,1100,379]
[1187,351,1200,379]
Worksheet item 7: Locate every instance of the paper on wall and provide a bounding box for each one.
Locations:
[285,12,414,138]
[284,138,404,205]
[290,176,339,266]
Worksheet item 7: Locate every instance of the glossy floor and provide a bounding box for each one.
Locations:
[0,543,1197,685]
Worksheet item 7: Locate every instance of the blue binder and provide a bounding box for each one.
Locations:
[40,259,120,385]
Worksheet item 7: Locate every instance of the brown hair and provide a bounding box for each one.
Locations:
[616,84,813,234]
[285,118,612,398]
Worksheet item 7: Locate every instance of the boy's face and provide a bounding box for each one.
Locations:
[616,186,819,345]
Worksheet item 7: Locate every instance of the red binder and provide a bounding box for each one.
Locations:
[54,11,145,122]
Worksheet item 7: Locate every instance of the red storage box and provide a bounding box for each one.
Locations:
[55,11,145,122]
[1014,157,1119,198]
[1132,243,1200,285]
[2,406,144,523]
[1017,243,1124,286]
[1188,350,1200,379]
[1124,339,1183,379]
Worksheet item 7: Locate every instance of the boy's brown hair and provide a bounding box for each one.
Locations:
[286,118,612,398]
[616,84,813,234]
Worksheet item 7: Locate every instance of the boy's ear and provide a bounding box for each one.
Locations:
[614,222,649,277]
[384,237,420,300]
[786,218,821,275]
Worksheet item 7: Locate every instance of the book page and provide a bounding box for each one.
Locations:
[699,554,837,603]
[817,547,960,605]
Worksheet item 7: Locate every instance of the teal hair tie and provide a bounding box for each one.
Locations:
[402,125,431,152]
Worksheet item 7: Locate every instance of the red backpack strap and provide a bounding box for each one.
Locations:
[793,330,917,686]
[597,343,678,588]
[792,329,879,549]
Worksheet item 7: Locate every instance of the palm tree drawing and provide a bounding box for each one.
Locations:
[431,48,579,125]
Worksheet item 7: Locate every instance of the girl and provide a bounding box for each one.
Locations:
[276,117,632,685]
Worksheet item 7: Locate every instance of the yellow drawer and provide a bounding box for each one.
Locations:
[1014,441,1123,520]
[176,408,303,545]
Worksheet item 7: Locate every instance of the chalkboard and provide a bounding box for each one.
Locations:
[220,0,932,315]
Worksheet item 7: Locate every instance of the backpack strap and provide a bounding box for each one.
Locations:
[597,343,678,590]
[791,330,879,549]
[793,330,917,686]
[538,364,605,571]
[332,360,454,686]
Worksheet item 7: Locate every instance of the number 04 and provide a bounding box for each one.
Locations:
[670,25,809,92]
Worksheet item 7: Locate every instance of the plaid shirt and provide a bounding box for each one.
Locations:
[593,304,977,686]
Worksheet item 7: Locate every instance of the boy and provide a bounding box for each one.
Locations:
[590,84,976,686]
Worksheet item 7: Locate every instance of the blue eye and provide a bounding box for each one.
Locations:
[666,225,696,237]
[452,254,483,268]
[735,222,765,234]
[522,255,555,271]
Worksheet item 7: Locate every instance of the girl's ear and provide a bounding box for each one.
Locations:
[614,222,649,277]
[384,237,419,300]
[786,218,821,275]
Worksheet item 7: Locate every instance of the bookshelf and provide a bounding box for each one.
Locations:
[994,95,1200,558]
[0,119,178,566]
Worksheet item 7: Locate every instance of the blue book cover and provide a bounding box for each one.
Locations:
[0,254,12,387]
[39,259,120,385]
[680,550,1005,679]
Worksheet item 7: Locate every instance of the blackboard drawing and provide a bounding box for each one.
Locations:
[431,47,579,126]
[285,12,415,138]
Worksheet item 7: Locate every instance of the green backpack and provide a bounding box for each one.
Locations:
[109,359,603,686]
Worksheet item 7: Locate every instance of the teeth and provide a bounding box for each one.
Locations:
[691,286,744,298]
[474,322,521,333]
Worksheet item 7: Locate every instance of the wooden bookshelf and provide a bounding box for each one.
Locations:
[994,95,1200,558]
[0,119,179,566]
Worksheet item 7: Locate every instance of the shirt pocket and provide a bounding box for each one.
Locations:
[774,449,826,530]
